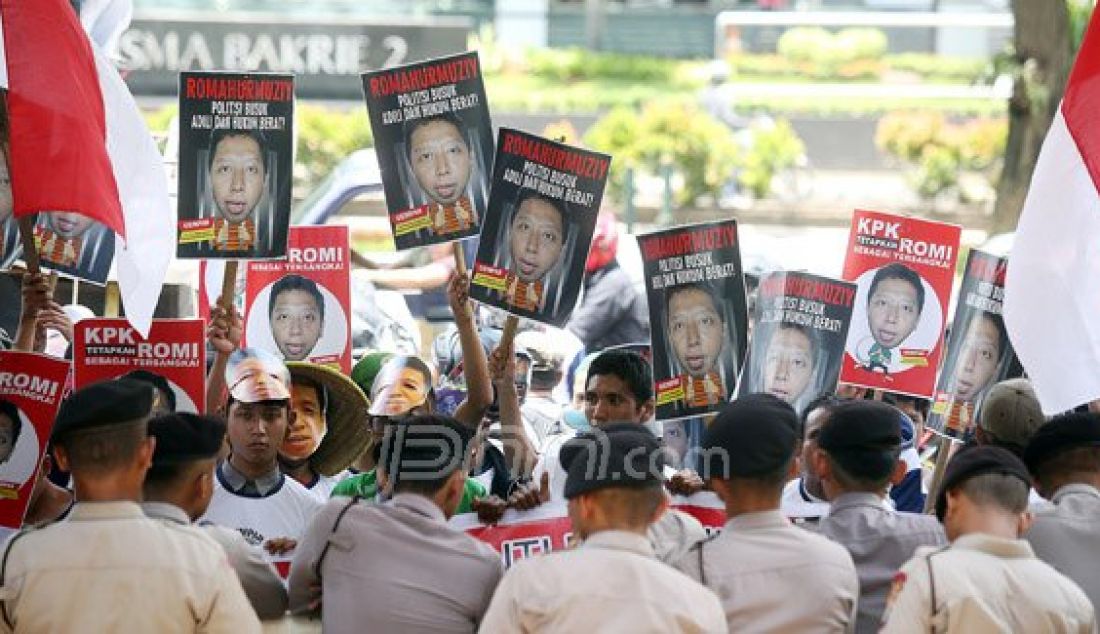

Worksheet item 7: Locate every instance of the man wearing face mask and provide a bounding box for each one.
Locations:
[280,363,371,502]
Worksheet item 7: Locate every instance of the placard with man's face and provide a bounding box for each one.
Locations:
[928,249,1022,437]
[639,220,748,421]
[243,226,352,373]
[840,210,961,399]
[739,271,857,417]
[469,129,610,327]
[176,72,294,260]
[362,52,493,251]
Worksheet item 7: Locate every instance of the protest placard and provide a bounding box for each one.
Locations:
[839,210,961,398]
[73,318,206,413]
[639,220,748,421]
[928,249,1021,437]
[739,271,857,415]
[243,225,352,373]
[29,213,114,284]
[470,129,609,327]
[176,71,294,259]
[361,51,493,251]
[0,351,70,533]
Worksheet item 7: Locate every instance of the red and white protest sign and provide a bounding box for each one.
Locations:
[243,225,352,373]
[450,494,726,568]
[0,352,70,532]
[73,319,206,413]
[839,210,961,398]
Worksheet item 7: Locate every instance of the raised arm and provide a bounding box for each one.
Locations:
[451,272,492,427]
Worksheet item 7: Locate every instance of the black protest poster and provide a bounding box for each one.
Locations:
[928,249,1021,437]
[176,72,294,260]
[470,128,609,327]
[739,271,857,415]
[640,220,748,421]
[361,52,493,250]
[30,213,114,284]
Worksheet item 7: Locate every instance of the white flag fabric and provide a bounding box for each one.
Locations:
[1004,9,1100,415]
[94,43,173,338]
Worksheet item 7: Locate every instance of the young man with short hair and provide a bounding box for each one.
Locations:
[289,415,502,632]
[677,394,859,632]
[481,424,725,633]
[143,412,288,620]
[812,400,945,633]
[200,348,322,563]
[1025,412,1100,612]
[0,379,260,632]
[532,349,707,564]
[881,446,1095,632]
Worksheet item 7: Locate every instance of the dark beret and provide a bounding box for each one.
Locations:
[935,445,1031,521]
[121,370,177,413]
[377,415,474,483]
[702,393,798,479]
[148,413,227,466]
[559,422,664,499]
[818,400,902,454]
[52,378,154,442]
[1023,412,1100,474]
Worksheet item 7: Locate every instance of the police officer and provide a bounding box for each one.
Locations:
[288,415,502,633]
[1025,412,1100,613]
[811,400,945,633]
[675,394,859,633]
[0,379,260,632]
[882,446,1095,632]
[143,411,289,620]
[481,423,725,633]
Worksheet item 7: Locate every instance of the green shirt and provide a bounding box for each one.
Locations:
[330,469,487,515]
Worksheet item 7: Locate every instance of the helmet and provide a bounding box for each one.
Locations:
[585,212,619,274]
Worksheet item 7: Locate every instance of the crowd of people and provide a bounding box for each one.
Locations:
[1,255,1100,634]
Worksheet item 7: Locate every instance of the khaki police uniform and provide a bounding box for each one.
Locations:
[1027,484,1100,614]
[288,493,502,633]
[144,502,289,621]
[676,509,860,633]
[0,501,260,633]
[815,492,946,633]
[480,530,726,633]
[881,533,1096,633]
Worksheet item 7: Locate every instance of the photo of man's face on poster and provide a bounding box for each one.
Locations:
[667,283,726,380]
[948,311,1009,403]
[0,398,39,489]
[245,274,348,366]
[211,130,267,225]
[268,274,325,362]
[400,113,483,237]
[497,190,573,316]
[203,128,273,253]
[661,282,736,410]
[848,262,942,377]
[762,322,818,406]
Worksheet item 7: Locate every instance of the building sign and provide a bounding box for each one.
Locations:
[120,12,472,100]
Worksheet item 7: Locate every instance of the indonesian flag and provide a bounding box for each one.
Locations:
[1004,9,1100,415]
[0,0,171,337]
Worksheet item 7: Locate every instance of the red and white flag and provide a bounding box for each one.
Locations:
[1004,9,1100,414]
[0,0,171,337]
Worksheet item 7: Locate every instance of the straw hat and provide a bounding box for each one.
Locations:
[286,362,372,477]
